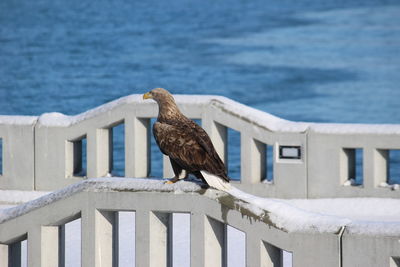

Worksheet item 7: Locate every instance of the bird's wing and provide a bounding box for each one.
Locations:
[153,121,229,181]
[153,121,205,167]
[189,121,228,178]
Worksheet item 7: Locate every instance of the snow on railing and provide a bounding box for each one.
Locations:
[0,94,399,198]
[1,178,399,267]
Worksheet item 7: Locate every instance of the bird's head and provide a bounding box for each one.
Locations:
[143,88,182,120]
[143,88,175,104]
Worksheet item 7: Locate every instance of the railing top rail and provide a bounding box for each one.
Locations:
[1,178,399,237]
[35,94,310,132]
[0,93,396,135]
[309,122,400,135]
[0,115,37,126]
[0,178,201,223]
[0,178,203,224]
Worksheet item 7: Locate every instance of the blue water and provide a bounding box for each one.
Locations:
[1,0,400,182]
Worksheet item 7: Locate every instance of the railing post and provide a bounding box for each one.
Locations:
[87,129,111,178]
[373,149,389,187]
[27,226,59,267]
[0,244,8,267]
[190,212,205,267]
[246,232,261,267]
[135,210,172,267]
[125,116,150,177]
[205,216,227,267]
[191,212,226,267]
[241,134,265,184]
[202,109,227,165]
[81,209,118,267]
[0,121,36,190]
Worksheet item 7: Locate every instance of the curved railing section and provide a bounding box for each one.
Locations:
[1,178,399,267]
[0,94,399,198]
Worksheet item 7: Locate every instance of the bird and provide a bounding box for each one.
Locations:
[143,88,231,191]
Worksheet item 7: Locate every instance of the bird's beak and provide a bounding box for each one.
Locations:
[143,92,152,100]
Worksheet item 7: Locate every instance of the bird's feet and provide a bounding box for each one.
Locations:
[165,177,179,184]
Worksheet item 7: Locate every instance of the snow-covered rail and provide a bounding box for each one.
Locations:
[1,178,399,267]
[0,94,399,198]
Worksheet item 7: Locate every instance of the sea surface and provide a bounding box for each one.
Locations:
[1,0,400,181]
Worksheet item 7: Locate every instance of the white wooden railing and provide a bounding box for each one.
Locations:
[1,178,399,267]
[0,94,399,198]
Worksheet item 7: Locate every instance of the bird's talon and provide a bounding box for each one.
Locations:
[165,178,179,184]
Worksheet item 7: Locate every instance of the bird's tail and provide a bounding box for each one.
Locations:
[200,170,232,192]
[199,171,257,204]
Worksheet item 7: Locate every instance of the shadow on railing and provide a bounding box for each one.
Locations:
[0,94,399,198]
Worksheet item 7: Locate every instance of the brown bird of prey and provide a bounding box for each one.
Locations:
[143,88,231,191]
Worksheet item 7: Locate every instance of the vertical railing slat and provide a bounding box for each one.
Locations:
[82,209,118,267]
[202,109,227,165]
[204,216,226,267]
[149,212,172,267]
[374,149,389,187]
[125,116,150,177]
[191,213,226,267]
[241,134,265,184]
[0,244,9,267]
[87,129,111,178]
[190,212,205,267]
[135,210,172,267]
[245,232,260,267]
[135,210,150,267]
[28,226,59,267]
